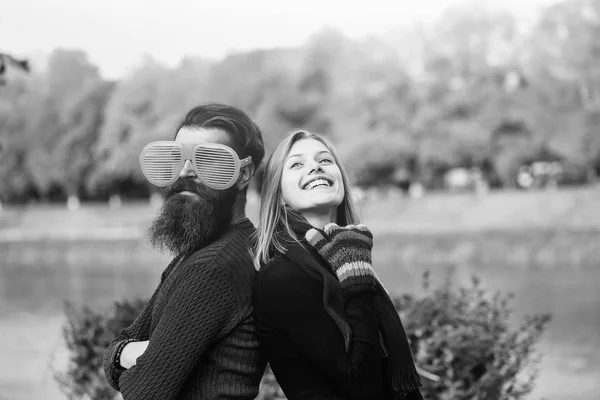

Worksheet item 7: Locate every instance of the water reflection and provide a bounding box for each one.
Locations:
[1,237,599,400]
[0,240,170,316]
[0,239,172,400]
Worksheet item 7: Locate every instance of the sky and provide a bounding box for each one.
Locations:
[1,0,560,80]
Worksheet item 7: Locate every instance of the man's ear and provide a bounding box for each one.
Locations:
[236,163,255,190]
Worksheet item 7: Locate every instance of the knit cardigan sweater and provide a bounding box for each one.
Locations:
[103,219,265,400]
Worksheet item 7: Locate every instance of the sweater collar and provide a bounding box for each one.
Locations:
[228,217,252,229]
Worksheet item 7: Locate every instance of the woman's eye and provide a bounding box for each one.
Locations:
[319,158,333,164]
[290,162,302,168]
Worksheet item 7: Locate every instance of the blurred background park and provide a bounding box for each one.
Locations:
[1,0,600,399]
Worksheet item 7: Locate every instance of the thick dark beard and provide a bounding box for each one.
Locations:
[147,178,238,256]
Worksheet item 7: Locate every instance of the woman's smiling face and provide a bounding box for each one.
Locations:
[280,138,345,214]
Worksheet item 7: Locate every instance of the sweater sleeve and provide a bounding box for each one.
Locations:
[104,254,184,391]
[117,264,239,400]
[103,289,159,391]
[255,260,383,399]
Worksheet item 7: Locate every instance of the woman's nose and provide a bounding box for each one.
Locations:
[307,159,323,174]
[179,160,196,179]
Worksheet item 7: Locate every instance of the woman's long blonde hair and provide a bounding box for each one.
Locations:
[253,130,360,270]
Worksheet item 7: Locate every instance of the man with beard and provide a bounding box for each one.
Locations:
[103,103,266,400]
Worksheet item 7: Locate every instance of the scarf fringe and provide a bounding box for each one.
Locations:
[389,366,423,400]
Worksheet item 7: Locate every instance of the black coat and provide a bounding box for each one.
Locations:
[253,241,395,400]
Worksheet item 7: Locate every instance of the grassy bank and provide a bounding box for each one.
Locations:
[2,186,600,239]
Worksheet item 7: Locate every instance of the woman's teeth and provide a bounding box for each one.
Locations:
[305,179,331,190]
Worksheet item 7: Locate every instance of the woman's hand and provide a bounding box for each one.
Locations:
[119,340,149,369]
[305,223,377,288]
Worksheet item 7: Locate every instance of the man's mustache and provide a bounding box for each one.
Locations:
[163,178,203,199]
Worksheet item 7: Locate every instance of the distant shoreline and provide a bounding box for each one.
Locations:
[3,225,600,244]
[2,187,600,242]
[0,227,144,242]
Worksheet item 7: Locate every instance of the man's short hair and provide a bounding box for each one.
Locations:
[176,103,265,170]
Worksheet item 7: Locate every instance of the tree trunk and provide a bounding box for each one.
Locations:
[109,194,122,209]
[150,191,163,208]
[67,194,80,210]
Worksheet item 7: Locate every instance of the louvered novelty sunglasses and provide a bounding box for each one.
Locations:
[139,141,252,190]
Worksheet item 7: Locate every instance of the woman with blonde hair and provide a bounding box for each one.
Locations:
[253,130,423,400]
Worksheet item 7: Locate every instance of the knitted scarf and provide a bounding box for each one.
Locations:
[284,209,423,400]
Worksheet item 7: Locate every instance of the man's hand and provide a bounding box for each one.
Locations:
[120,340,149,369]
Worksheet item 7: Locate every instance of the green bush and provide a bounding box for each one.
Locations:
[54,298,147,400]
[395,272,551,400]
[56,273,550,400]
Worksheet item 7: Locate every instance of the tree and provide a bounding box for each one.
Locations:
[54,81,115,201]
[20,49,104,202]
[0,52,29,85]
[0,73,39,202]
[205,48,308,152]
[525,0,600,169]
[529,0,600,107]
[89,57,213,198]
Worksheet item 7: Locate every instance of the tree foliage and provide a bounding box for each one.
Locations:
[1,0,599,203]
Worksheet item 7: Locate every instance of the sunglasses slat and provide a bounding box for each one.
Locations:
[197,166,236,172]
[195,148,238,188]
